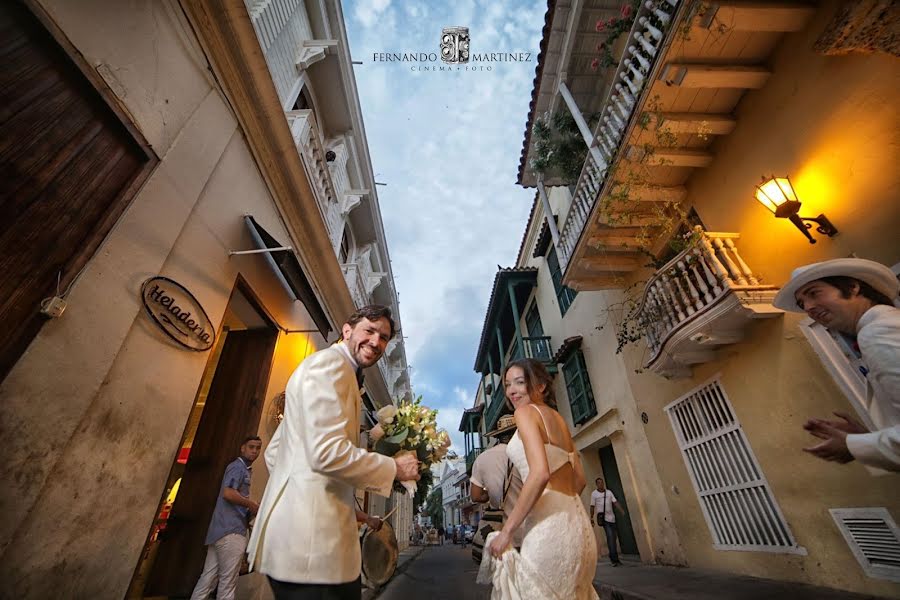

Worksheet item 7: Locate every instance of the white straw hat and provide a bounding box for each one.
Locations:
[772,258,899,312]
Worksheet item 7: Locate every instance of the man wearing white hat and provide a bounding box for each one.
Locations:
[773,258,900,471]
[470,414,523,563]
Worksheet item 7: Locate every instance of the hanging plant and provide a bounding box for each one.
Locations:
[530,110,599,183]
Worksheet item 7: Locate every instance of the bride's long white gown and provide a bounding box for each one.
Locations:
[477,409,598,600]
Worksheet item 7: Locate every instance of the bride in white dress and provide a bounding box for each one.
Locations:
[479,358,598,600]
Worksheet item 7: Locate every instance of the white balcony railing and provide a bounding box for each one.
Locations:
[287,110,342,241]
[558,0,680,272]
[340,261,369,309]
[246,0,312,105]
[636,228,782,377]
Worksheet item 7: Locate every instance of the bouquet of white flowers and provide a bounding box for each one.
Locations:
[368,396,451,496]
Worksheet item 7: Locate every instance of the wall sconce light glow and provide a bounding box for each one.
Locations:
[754,175,839,244]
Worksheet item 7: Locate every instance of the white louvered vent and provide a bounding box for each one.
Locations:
[665,378,804,553]
[831,508,900,583]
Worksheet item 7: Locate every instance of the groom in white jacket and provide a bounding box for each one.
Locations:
[247,305,420,599]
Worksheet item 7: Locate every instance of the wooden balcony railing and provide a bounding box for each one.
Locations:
[636,228,782,377]
[557,0,681,273]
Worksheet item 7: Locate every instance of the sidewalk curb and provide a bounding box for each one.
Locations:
[364,545,427,600]
[597,583,657,600]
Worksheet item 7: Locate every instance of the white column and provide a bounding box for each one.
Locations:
[557,81,607,169]
[536,178,561,247]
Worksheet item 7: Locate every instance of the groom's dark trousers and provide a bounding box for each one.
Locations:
[268,576,361,600]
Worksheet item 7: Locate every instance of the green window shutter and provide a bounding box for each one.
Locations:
[546,247,578,316]
[563,351,597,425]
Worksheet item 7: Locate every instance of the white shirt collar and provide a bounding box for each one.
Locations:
[334,341,359,370]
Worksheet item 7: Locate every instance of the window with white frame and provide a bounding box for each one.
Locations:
[665,378,804,553]
[830,507,900,583]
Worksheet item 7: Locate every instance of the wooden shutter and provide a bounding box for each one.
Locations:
[563,350,596,425]
[0,2,155,380]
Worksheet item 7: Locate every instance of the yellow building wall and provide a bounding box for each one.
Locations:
[615,3,900,597]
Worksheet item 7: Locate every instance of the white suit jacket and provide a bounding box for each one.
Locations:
[845,305,900,471]
[247,345,396,583]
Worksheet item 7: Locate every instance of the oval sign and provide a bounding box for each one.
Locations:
[140,276,216,351]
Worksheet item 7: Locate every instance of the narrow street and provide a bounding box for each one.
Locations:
[375,544,491,600]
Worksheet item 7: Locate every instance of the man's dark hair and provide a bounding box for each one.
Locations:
[242,435,261,446]
[496,430,515,444]
[346,304,396,339]
[819,276,893,306]
[596,477,604,483]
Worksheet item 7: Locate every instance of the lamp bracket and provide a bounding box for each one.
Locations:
[799,214,839,238]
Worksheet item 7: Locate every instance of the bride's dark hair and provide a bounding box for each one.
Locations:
[503,358,557,409]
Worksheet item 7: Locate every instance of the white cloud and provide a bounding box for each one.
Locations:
[354,0,392,28]
[344,0,544,460]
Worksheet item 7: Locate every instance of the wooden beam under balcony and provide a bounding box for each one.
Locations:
[611,185,687,203]
[569,273,630,291]
[660,64,771,89]
[582,254,644,272]
[655,113,736,135]
[627,147,714,168]
[699,2,815,32]
[588,236,645,250]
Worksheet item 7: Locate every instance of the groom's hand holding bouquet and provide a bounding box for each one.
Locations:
[368,396,451,495]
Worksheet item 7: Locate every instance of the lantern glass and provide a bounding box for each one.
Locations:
[755,176,798,214]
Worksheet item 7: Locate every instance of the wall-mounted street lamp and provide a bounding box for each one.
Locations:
[754,175,838,244]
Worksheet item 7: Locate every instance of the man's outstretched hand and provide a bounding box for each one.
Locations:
[803,412,868,463]
[394,452,421,482]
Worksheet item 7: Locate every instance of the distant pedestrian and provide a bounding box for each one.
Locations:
[437,525,445,545]
[590,477,625,567]
[189,436,262,600]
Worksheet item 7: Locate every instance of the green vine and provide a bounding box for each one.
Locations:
[530,110,599,183]
[595,228,708,363]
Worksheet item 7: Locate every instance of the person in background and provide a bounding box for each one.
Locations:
[590,477,625,567]
[189,436,262,600]
[470,414,523,563]
[773,258,900,471]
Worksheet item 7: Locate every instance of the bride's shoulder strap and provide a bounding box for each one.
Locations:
[529,403,551,435]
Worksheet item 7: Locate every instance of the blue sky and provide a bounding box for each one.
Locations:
[344,0,546,453]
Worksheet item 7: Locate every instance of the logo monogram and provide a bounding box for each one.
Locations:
[440,27,470,64]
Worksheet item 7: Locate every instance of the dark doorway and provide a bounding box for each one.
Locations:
[130,283,277,597]
[599,444,639,555]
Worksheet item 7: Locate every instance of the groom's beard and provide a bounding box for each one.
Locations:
[353,343,383,367]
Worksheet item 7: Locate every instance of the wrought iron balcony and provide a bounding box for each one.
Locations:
[637,229,782,377]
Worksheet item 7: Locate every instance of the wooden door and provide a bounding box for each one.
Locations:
[144,328,277,596]
[0,1,154,380]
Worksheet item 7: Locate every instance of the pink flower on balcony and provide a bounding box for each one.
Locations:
[621,4,633,18]
[590,57,600,71]
[607,17,618,27]
[595,18,606,32]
